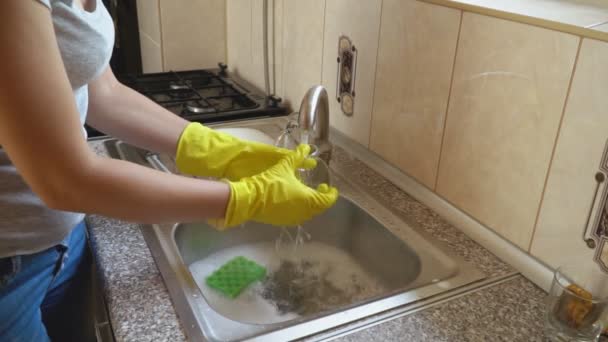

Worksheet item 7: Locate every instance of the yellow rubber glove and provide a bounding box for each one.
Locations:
[175,122,313,181]
[213,145,339,229]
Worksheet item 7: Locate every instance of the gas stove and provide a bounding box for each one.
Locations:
[86,63,286,138]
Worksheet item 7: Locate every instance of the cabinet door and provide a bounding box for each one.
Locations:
[531,39,608,267]
[435,13,579,249]
[320,0,382,147]
[369,0,460,188]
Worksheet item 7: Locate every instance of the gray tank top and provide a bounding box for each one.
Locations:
[0,0,114,257]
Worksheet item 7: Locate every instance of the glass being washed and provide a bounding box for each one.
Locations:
[275,127,331,189]
[545,262,608,341]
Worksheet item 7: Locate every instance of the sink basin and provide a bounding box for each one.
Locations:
[103,117,485,341]
[176,196,431,326]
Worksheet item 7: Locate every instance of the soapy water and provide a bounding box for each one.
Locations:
[188,227,385,324]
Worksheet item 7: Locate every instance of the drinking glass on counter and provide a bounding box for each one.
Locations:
[545,262,608,341]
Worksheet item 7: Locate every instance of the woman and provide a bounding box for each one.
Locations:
[0,0,338,340]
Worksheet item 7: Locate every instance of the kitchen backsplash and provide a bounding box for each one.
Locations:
[137,0,608,272]
[136,0,226,73]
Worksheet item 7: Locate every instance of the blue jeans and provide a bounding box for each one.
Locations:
[0,221,91,342]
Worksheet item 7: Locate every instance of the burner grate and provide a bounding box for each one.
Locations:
[87,66,286,138]
[114,67,283,121]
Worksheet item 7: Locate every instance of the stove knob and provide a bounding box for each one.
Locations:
[268,95,282,107]
[218,63,228,76]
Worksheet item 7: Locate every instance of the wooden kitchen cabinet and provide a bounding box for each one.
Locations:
[531,38,608,268]
[320,0,382,147]
[369,0,461,188]
[435,12,579,249]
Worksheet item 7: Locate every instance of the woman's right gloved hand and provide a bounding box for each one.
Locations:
[175,122,316,181]
[212,145,339,230]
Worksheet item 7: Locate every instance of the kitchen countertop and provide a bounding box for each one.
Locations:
[87,139,547,342]
[420,0,608,43]
[332,276,546,342]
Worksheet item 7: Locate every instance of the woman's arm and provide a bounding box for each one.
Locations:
[0,0,229,223]
[87,68,189,156]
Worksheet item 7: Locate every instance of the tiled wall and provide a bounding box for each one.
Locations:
[370,0,460,188]
[227,0,608,270]
[275,0,326,110]
[226,0,265,91]
[137,0,227,73]
[320,0,382,147]
[435,13,578,250]
[531,39,608,268]
[136,0,163,73]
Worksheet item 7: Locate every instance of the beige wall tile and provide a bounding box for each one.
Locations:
[226,1,253,80]
[226,0,267,92]
[136,0,161,43]
[531,38,608,268]
[435,13,579,249]
[278,0,326,110]
[370,0,460,188]
[159,0,227,71]
[249,0,267,92]
[320,0,382,147]
[273,0,284,99]
[139,32,163,73]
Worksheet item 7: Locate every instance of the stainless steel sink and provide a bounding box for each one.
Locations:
[103,117,485,342]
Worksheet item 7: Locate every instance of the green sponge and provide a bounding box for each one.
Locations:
[205,256,267,298]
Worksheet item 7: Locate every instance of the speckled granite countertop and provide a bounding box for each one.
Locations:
[332,276,546,342]
[86,139,547,342]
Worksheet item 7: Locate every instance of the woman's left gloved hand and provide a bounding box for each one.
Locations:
[211,144,339,230]
[175,122,314,181]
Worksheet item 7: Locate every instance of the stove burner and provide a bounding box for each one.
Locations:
[168,81,196,99]
[169,83,190,91]
[184,101,215,114]
[114,67,282,125]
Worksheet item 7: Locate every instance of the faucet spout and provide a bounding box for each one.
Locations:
[298,85,332,164]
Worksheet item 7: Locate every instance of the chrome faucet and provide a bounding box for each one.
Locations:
[297,85,332,164]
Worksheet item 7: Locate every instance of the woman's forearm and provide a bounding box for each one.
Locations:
[50,154,230,223]
[87,68,189,156]
[0,1,229,225]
